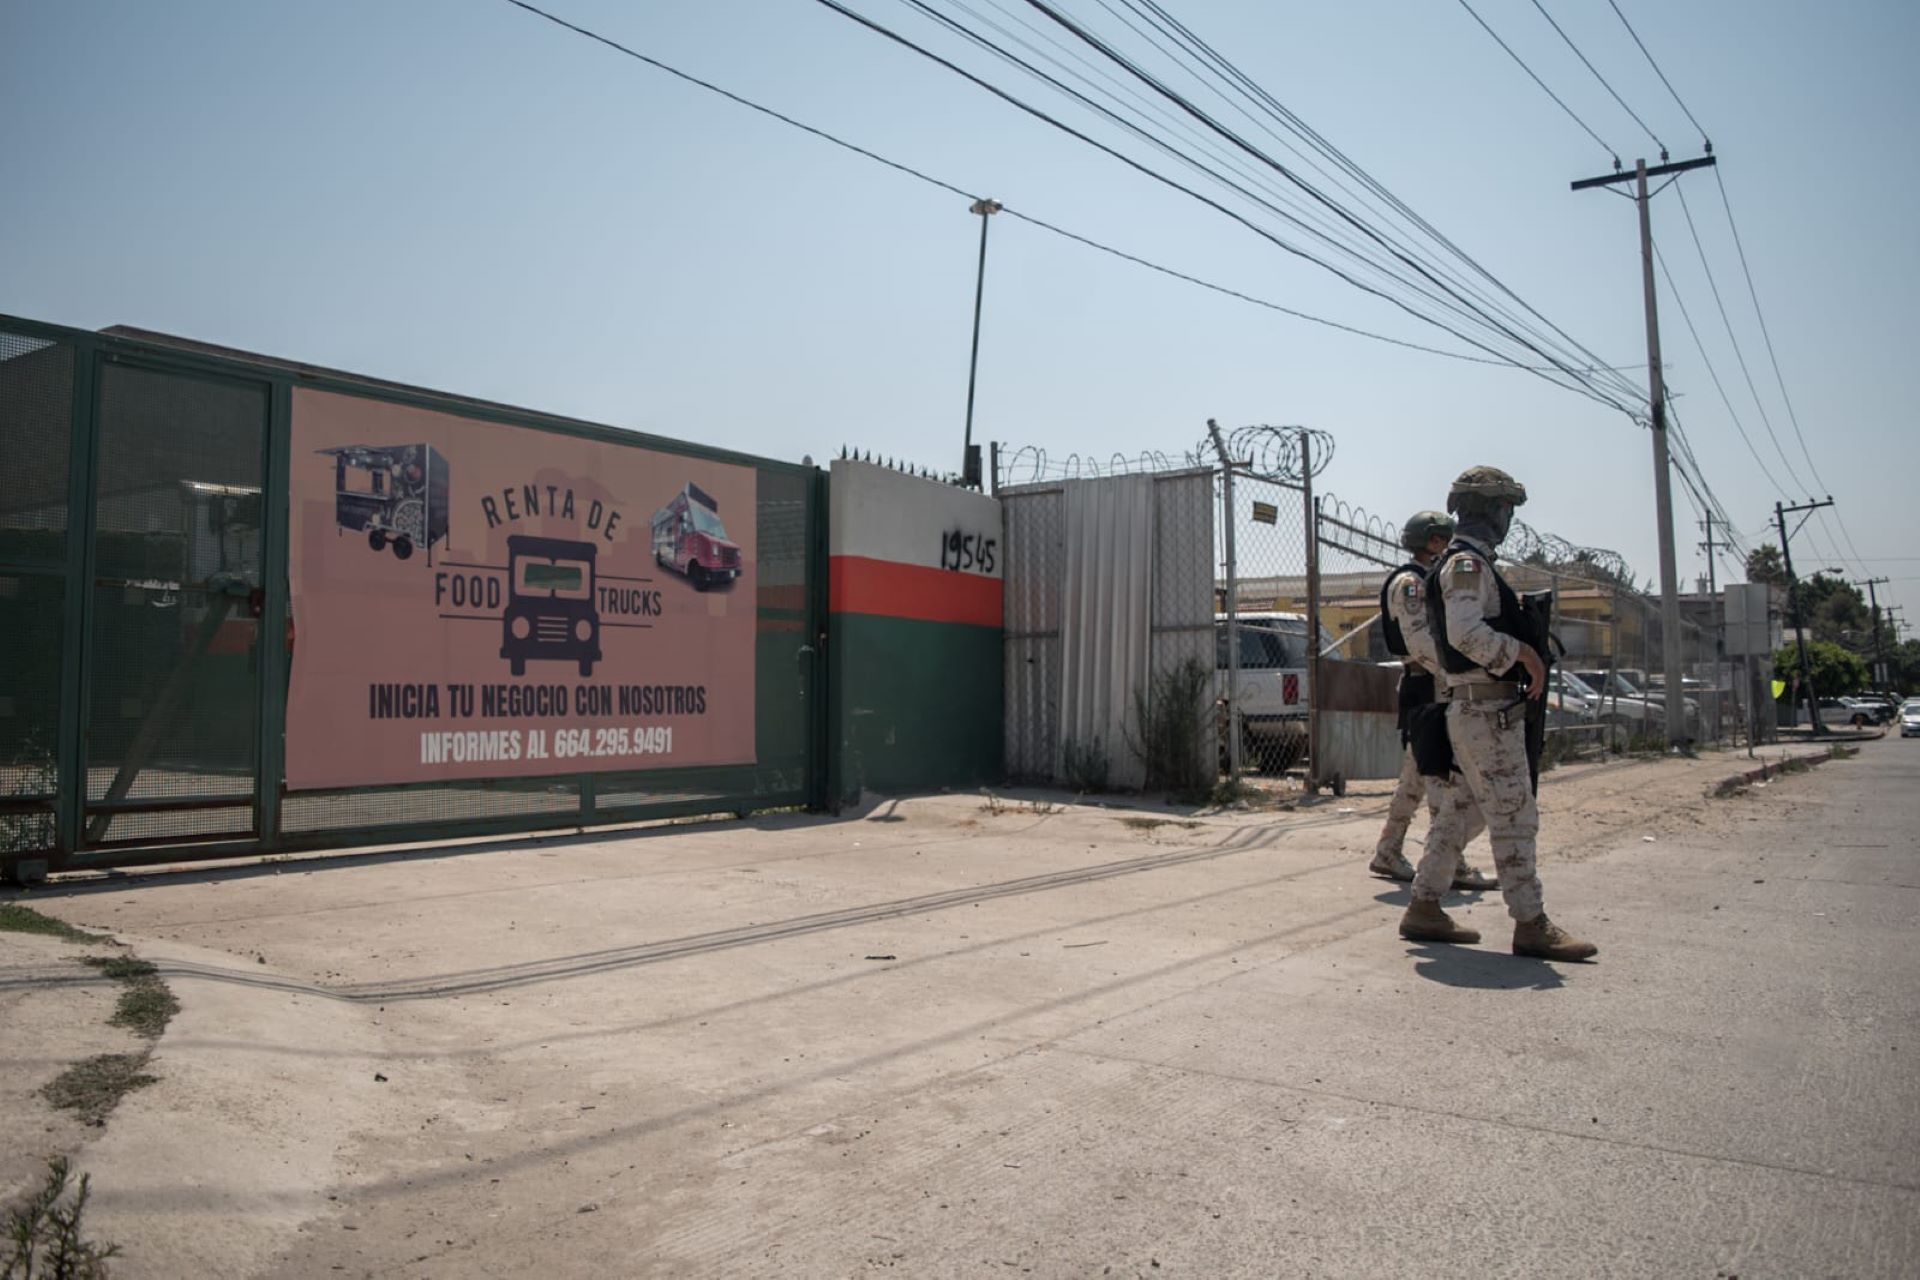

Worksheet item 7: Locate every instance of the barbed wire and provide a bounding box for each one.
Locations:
[1316,492,1401,551]
[1193,424,1337,483]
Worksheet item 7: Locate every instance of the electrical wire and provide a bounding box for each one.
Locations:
[1454,0,1619,166]
[814,0,1643,412]
[1101,0,1646,408]
[1527,0,1665,155]
[985,0,1646,408]
[1711,166,1870,570]
[1652,241,1790,496]
[1606,0,1709,149]
[495,0,1588,371]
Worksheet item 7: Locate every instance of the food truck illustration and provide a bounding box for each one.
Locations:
[501,535,601,678]
[650,481,742,591]
[318,443,449,562]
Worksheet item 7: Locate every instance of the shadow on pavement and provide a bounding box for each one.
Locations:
[1405,943,1567,990]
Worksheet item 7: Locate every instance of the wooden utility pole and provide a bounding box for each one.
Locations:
[1573,153,1716,750]
[1775,497,1834,733]
[1853,576,1891,689]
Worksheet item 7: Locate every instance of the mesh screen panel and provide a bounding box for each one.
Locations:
[0,331,74,555]
[85,366,265,836]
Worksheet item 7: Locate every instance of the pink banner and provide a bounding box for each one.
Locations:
[286,388,757,790]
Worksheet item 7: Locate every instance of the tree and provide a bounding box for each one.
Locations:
[1773,638,1869,698]
[1744,543,1786,586]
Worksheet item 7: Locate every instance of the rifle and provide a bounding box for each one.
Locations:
[1517,590,1559,794]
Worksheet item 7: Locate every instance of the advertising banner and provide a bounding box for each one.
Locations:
[286,388,757,790]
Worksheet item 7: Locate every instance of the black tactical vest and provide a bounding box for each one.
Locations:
[1425,539,1529,677]
[1378,562,1424,658]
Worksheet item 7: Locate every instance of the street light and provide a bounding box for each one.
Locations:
[960,197,1001,489]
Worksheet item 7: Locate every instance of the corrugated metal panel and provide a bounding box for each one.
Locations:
[1060,474,1156,788]
[1001,483,1062,781]
[1000,469,1214,789]
[1320,711,1403,782]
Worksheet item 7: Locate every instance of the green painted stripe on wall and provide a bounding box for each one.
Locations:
[829,613,1001,801]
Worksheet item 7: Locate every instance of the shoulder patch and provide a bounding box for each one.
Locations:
[1402,579,1423,601]
[1449,555,1481,578]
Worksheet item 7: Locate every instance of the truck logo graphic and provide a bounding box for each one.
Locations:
[501,535,601,678]
[319,443,448,562]
[650,481,741,591]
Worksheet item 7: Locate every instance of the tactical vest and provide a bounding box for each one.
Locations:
[1377,562,1424,658]
[1425,539,1529,677]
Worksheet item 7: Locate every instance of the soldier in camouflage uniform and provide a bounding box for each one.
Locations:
[1399,467,1598,962]
[1368,510,1495,890]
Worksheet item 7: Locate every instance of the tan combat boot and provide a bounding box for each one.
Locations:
[1368,849,1416,881]
[1512,914,1598,962]
[1451,863,1499,891]
[1398,899,1481,945]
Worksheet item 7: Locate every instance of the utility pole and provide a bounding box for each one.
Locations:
[1573,152,1716,750]
[1700,514,1724,743]
[1774,497,1834,733]
[1853,576,1891,689]
[960,197,1001,489]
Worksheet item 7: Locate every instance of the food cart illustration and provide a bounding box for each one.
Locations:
[650,481,742,591]
[501,535,601,678]
[318,443,449,562]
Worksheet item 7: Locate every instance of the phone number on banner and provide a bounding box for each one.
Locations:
[550,726,675,760]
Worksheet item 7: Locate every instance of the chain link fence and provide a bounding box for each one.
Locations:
[997,425,1758,800]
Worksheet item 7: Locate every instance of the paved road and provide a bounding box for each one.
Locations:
[17,740,1920,1277]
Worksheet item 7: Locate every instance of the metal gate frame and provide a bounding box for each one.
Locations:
[1,313,830,879]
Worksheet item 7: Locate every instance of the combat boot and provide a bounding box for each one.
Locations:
[1368,849,1415,882]
[1512,914,1598,962]
[1451,863,1499,891]
[1398,899,1481,945]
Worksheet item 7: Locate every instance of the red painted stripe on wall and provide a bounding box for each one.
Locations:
[830,555,1003,627]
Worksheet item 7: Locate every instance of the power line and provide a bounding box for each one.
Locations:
[1651,240,1790,495]
[1671,183,1803,491]
[1527,0,1665,155]
[495,0,1592,372]
[1711,166,1870,569]
[1106,0,1645,407]
[1454,0,1619,166]
[1606,0,1710,148]
[993,0,1646,408]
[813,0,1643,412]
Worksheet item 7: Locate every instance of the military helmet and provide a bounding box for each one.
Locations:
[1446,465,1528,513]
[1399,509,1454,551]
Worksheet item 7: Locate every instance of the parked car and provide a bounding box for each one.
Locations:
[1214,612,1328,772]
[1568,669,1688,733]
[1816,697,1877,729]
[1847,692,1898,723]
[1902,700,1920,738]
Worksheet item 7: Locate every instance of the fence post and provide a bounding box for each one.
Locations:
[1300,429,1321,792]
[1206,421,1241,778]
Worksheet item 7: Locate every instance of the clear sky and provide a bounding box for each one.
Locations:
[4,0,1916,624]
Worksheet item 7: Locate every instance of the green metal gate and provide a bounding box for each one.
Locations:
[1,314,829,879]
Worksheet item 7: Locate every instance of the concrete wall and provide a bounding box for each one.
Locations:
[828,461,1002,802]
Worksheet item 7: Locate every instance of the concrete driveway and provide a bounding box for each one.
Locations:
[7,740,1917,1277]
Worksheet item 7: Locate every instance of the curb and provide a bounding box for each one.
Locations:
[1710,748,1839,797]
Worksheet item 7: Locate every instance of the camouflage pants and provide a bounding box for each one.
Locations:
[1375,745,1486,867]
[1414,702,1543,920]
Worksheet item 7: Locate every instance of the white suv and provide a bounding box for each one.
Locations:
[1215,612,1327,771]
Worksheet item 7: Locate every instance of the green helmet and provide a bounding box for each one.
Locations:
[1446,465,1528,513]
[1399,509,1454,551]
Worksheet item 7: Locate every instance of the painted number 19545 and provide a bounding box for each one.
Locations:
[939,530,997,575]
